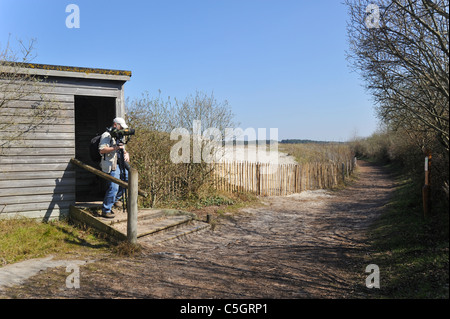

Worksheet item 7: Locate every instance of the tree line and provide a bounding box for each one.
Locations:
[346,0,449,204]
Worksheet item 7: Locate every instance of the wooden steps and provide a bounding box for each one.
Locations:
[69,205,210,245]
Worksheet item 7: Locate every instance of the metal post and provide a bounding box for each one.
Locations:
[127,167,138,244]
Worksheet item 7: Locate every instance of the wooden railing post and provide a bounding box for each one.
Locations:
[127,167,138,244]
[70,158,148,197]
[69,158,146,244]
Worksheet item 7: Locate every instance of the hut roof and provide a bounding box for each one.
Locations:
[0,61,132,81]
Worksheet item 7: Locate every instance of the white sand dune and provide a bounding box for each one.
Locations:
[214,144,297,165]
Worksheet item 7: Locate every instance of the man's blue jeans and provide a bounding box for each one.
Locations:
[102,167,128,213]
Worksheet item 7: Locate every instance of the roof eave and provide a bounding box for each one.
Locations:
[0,62,132,82]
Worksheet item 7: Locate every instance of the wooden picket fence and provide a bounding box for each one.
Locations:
[212,159,356,196]
[132,158,356,206]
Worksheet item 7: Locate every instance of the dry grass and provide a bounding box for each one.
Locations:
[111,241,142,257]
[278,142,354,164]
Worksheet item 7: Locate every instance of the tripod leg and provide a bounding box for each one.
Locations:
[117,148,129,214]
[123,189,127,213]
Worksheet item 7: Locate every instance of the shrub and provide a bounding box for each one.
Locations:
[125,91,235,207]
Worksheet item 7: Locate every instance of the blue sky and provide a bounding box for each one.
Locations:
[0,0,379,141]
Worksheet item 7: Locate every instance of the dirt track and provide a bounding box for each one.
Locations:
[1,161,394,298]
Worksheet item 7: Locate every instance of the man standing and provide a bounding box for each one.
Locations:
[98,117,130,218]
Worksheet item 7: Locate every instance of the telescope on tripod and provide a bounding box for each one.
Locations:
[107,127,136,212]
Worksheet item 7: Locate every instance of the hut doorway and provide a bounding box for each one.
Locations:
[74,95,116,202]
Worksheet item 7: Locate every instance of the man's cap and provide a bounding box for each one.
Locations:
[113,117,128,129]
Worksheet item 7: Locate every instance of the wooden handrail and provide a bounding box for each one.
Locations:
[70,158,148,197]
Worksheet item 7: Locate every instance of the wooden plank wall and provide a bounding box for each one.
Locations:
[0,76,123,220]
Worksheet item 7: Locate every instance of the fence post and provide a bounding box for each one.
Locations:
[423,154,432,218]
[256,163,261,195]
[127,167,138,244]
[346,160,349,177]
[342,162,345,183]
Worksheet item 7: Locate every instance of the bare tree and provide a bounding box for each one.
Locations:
[0,37,57,154]
[171,91,237,134]
[346,0,449,153]
[127,90,237,133]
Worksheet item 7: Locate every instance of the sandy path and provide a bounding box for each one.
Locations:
[1,161,394,298]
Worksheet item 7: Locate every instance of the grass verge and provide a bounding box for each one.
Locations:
[0,218,111,267]
[364,166,449,299]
